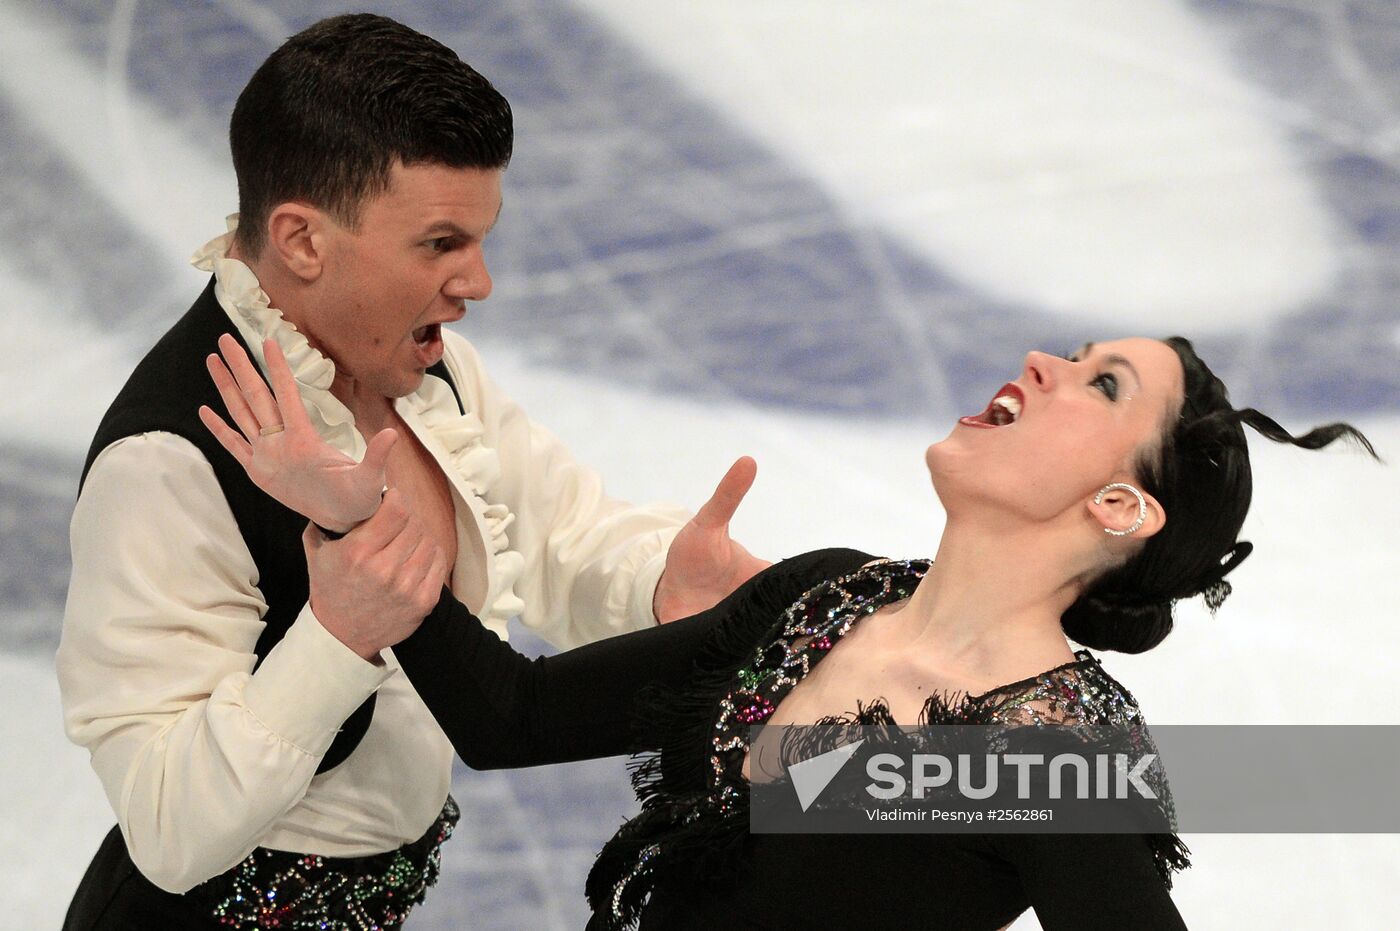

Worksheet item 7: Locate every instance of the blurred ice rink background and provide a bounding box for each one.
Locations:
[2,0,1398,927]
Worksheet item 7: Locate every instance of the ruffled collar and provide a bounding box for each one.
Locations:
[191,217,362,457]
[191,217,527,629]
[402,375,527,626]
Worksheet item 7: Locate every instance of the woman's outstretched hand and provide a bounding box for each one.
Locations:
[653,456,772,624]
[197,333,396,533]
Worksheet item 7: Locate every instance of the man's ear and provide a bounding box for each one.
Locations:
[265,203,328,283]
[1087,483,1166,540]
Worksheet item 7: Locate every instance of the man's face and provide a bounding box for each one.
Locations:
[312,161,502,399]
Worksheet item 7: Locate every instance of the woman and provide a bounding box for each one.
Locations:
[202,334,1374,929]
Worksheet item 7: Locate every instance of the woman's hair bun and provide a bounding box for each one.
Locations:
[1059,337,1377,655]
[1061,594,1174,654]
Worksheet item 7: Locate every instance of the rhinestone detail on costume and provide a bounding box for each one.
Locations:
[605,557,1170,927]
[203,796,459,930]
[607,559,927,922]
[710,559,928,789]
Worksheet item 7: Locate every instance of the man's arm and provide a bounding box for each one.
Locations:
[650,455,772,623]
[197,331,769,648]
[56,435,391,892]
[439,331,767,647]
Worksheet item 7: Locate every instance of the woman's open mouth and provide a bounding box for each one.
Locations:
[958,383,1024,429]
[411,323,444,366]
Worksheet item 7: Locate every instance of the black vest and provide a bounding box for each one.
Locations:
[80,278,463,772]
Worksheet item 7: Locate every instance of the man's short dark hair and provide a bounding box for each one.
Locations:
[229,13,513,257]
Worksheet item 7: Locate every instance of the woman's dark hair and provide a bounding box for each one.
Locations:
[229,13,513,258]
[1061,336,1379,653]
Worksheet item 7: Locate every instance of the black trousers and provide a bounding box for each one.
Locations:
[63,826,214,930]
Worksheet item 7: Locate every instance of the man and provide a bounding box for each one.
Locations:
[57,14,763,929]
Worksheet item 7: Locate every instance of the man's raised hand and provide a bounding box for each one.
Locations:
[198,334,394,532]
[652,456,772,624]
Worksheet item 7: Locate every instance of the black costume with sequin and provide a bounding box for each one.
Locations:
[394,548,1191,931]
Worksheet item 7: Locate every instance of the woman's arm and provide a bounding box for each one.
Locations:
[1000,833,1189,930]
[391,548,874,770]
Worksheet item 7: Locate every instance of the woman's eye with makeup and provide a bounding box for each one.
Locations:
[1092,372,1119,401]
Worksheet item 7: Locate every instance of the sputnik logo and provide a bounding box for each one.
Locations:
[788,739,866,812]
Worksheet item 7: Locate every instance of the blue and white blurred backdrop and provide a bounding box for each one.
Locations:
[2,1,1398,927]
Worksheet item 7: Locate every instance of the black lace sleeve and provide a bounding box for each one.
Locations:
[390,548,875,770]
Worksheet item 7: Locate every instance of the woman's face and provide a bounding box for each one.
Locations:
[926,337,1186,522]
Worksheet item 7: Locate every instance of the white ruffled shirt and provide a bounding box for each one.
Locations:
[57,224,689,893]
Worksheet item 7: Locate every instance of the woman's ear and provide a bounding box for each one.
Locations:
[1088,483,1166,540]
[264,203,326,282]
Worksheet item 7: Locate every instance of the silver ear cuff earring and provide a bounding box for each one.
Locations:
[1095,482,1147,536]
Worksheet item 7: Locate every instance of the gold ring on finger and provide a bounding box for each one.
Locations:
[259,423,287,436]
